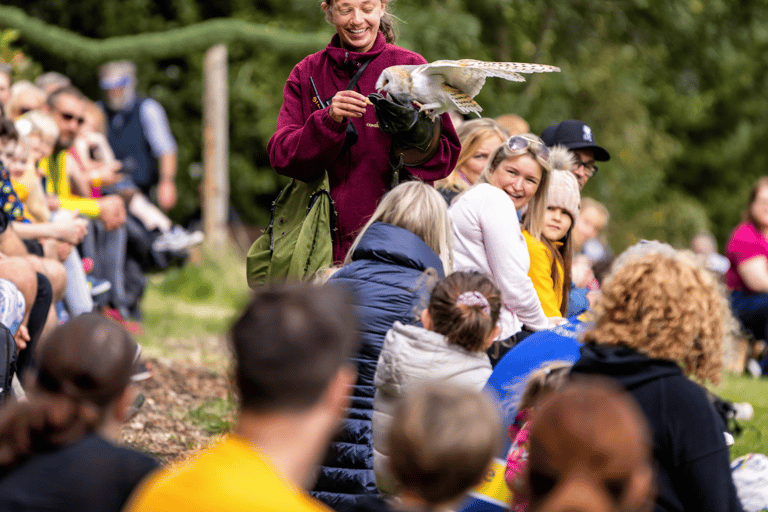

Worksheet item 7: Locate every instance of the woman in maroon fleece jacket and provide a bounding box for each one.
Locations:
[268,0,460,263]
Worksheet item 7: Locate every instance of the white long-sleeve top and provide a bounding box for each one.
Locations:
[448,183,549,339]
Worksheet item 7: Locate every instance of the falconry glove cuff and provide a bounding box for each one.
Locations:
[368,93,441,166]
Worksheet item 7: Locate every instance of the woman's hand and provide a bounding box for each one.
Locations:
[547,316,567,327]
[328,90,369,123]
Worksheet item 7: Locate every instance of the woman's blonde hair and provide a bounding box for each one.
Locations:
[582,250,729,384]
[322,0,397,44]
[476,133,552,240]
[345,181,453,272]
[388,382,501,504]
[7,81,46,119]
[18,110,59,141]
[435,119,509,194]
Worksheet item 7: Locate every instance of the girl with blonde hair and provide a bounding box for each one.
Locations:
[449,134,558,366]
[523,147,580,317]
[317,180,453,508]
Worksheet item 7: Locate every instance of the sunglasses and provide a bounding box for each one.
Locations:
[58,111,85,125]
[507,135,550,161]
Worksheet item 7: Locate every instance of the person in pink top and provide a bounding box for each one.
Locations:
[726,176,768,376]
[268,0,460,263]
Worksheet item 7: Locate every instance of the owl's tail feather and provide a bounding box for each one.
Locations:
[444,84,483,115]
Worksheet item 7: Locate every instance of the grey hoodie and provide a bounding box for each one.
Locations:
[372,321,493,494]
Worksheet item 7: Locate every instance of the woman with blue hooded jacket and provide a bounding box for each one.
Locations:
[312,181,453,510]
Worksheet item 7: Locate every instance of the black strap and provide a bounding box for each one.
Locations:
[309,60,372,154]
[322,59,371,105]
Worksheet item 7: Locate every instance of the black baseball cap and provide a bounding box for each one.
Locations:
[540,120,610,161]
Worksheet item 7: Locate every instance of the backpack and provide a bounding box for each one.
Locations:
[246,172,337,287]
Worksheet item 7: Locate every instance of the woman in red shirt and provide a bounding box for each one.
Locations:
[268,0,460,263]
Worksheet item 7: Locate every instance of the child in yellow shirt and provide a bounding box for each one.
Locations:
[523,150,581,317]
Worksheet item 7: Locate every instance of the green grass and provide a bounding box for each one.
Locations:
[714,374,768,460]
[137,243,250,370]
[186,397,238,435]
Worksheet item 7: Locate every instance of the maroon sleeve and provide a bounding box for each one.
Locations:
[267,63,349,181]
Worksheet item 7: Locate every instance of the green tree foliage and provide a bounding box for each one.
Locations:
[1,0,765,250]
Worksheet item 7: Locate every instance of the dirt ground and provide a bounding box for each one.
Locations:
[119,357,233,464]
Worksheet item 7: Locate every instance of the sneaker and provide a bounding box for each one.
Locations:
[747,358,762,379]
[152,226,204,253]
[88,276,112,297]
[54,300,69,324]
[103,307,144,336]
[733,402,755,421]
[131,345,152,382]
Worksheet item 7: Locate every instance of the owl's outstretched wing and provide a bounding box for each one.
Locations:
[418,59,560,99]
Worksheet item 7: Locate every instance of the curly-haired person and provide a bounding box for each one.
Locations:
[571,248,743,512]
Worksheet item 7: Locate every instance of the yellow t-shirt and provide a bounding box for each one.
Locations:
[523,231,564,317]
[126,435,333,512]
[40,151,101,218]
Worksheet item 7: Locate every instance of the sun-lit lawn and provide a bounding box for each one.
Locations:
[136,243,250,371]
[715,373,768,460]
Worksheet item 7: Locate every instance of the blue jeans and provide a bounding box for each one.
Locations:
[730,288,768,374]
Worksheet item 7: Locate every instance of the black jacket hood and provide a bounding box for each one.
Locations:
[571,343,683,390]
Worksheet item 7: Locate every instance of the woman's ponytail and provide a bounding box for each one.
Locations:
[379,10,398,44]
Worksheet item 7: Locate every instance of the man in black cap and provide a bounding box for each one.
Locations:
[540,120,610,190]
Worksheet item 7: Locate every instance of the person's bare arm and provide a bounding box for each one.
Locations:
[157,152,177,211]
[11,210,88,245]
[737,255,768,292]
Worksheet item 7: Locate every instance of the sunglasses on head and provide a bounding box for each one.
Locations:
[507,135,550,161]
[59,111,85,125]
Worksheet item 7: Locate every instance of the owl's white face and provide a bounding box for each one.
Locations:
[375,70,392,93]
[323,0,388,54]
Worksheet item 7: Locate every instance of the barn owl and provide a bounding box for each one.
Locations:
[374,59,560,118]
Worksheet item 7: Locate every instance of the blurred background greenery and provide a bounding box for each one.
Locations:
[1,0,766,253]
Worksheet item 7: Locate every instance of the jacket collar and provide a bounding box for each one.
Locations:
[572,343,683,389]
[352,222,445,277]
[325,32,387,68]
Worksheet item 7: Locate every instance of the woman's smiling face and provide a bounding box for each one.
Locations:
[489,154,542,211]
[460,134,503,184]
[323,0,388,53]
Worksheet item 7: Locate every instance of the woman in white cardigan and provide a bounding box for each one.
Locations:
[449,134,560,365]
[373,271,501,495]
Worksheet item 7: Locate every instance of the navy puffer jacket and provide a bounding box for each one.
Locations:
[312,221,445,510]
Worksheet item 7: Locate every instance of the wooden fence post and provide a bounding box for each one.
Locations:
[203,44,229,248]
